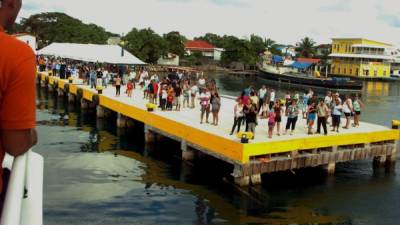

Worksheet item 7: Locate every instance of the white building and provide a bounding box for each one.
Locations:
[14,33,37,54]
[157,53,180,66]
[185,40,224,61]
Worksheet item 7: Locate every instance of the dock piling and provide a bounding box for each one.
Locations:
[57,88,64,97]
[250,174,262,185]
[67,93,75,104]
[117,113,127,128]
[144,125,156,143]
[233,165,250,186]
[96,105,105,118]
[323,163,336,175]
[181,140,195,161]
[80,99,89,110]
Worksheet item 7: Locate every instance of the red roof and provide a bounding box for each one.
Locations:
[297,58,321,64]
[185,40,215,50]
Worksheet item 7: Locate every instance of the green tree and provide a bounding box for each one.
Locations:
[220,36,254,67]
[296,37,316,58]
[20,12,115,48]
[195,33,223,47]
[265,38,276,50]
[163,31,186,57]
[124,28,167,63]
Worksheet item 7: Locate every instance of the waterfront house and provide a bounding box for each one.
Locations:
[185,40,224,61]
[13,33,37,54]
[315,44,332,56]
[157,53,180,66]
[329,38,393,79]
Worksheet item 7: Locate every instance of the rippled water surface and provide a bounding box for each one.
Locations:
[35,74,400,225]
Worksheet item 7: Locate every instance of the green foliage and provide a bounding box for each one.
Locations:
[124,28,167,64]
[20,12,115,48]
[163,31,186,57]
[296,37,316,58]
[186,51,203,66]
[196,33,268,67]
[6,22,24,33]
[195,33,224,47]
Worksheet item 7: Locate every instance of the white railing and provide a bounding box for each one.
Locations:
[1,150,43,225]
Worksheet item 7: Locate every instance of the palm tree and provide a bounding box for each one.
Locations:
[264,38,276,51]
[296,37,316,58]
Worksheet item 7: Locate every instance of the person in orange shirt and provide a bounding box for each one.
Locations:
[0,0,38,195]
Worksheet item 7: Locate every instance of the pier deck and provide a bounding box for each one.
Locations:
[40,72,400,185]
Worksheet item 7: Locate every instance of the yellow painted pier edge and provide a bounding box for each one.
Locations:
[37,72,400,166]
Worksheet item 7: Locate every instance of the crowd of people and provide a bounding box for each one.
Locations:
[39,56,365,140]
[230,86,364,139]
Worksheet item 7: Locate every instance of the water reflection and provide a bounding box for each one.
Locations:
[35,80,400,225]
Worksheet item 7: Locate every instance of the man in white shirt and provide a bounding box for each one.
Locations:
[269,89,275,110]
[258,85,267,112]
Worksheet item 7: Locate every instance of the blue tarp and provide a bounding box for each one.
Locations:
[290,61,312,69]
[272,55,284,64]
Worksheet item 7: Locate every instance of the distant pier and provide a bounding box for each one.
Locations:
[38,72,400,186]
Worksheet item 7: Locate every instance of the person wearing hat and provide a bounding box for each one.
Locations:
[0,0,38,195]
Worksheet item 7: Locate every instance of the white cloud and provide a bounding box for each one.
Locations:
[19,0,400,47]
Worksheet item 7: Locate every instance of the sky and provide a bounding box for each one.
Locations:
[19,0,400,47]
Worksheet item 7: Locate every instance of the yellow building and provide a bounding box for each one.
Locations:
[330,38,393,78]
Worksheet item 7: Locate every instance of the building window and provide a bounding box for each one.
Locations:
[374,70,378,76]
[356,68,359,76]
[349,69,352,74]
[344,68,347,74]
[384,70,387,76]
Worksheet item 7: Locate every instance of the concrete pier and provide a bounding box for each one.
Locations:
[37,72,400,186]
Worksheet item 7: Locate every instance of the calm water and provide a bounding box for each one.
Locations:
[35,74,400,225]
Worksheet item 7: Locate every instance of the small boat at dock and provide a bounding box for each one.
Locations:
[258,54,363,90]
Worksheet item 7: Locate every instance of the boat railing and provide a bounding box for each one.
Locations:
[0,150,43,225]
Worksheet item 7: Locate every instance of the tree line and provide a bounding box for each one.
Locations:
[11,12,320,67]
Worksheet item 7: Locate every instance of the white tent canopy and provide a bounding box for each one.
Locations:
[37,43,146,65]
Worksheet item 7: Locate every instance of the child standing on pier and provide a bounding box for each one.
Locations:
[307,102,317,135]
[268,109,276,139]
[127,80,133,98]
[167,91,174,111]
